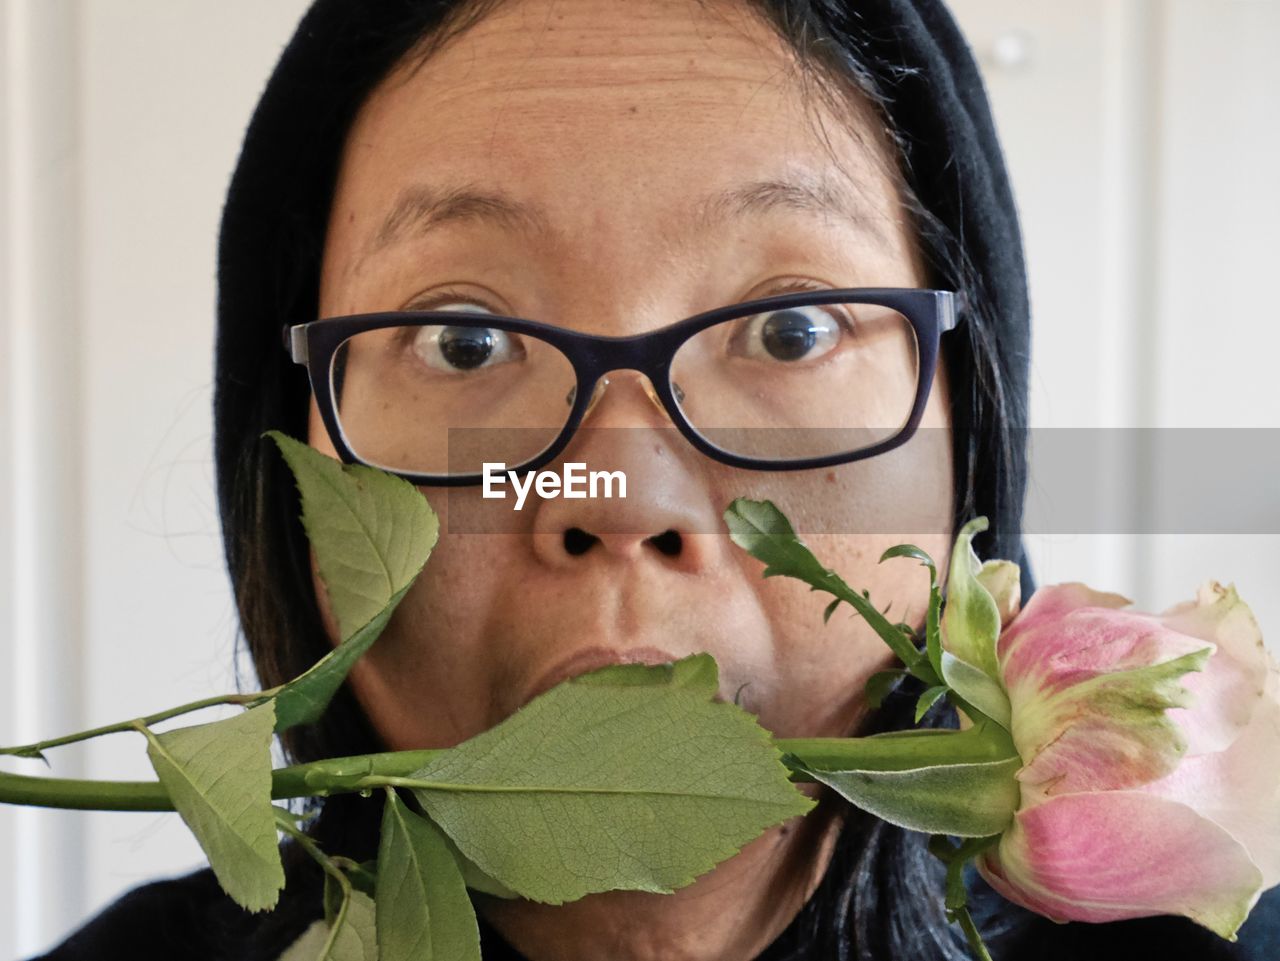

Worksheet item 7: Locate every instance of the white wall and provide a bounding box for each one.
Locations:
[1,1,311,955]
[3,1,89,952]
[950,0,1280,631]
[1,1,1278,957]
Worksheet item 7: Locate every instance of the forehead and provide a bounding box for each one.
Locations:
[322,0,919,306]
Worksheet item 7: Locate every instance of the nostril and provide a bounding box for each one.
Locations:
[647,529,682,557]
[563,527,599,556]
[557,528,685,559]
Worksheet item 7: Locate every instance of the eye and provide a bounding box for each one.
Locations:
[728,305,847,363]
[409,303,524,373]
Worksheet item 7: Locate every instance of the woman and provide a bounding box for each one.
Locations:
[36,0,1278,959]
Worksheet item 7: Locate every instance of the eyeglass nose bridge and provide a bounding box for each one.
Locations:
[564,371,677,423]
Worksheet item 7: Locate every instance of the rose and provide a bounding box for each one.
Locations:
[945,543,1280,939]
[723,502,1279,951]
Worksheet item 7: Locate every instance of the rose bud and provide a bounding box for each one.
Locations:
[970,576,1280,939]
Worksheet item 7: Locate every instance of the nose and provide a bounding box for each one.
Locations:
[528,372,722,572]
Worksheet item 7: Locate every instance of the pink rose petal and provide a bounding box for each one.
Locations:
[996,583,1132,668]
[1159,582,1270,756]
[977,792,1264,939]
[1143,688,1280,887]
[999,585,1214,795]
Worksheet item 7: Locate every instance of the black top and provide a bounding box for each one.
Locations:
[31,852,1280,961]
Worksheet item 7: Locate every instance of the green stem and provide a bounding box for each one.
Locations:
[956,905,995,961]
[0,771,174,811]
[0,749,440,811]
[330,856,377,892]
[0,727,1015,812]
[282,750,441,796]
[277,812,344,882]
[277,812,353,960]
[778,722,1016,773]
[818,571,934,678]
[0,690,279,758]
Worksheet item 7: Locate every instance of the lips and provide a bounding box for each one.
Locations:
[520,645,685,711]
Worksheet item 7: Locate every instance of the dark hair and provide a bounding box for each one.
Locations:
[216,1,1033,958]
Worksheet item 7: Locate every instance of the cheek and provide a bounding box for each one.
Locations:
[344,530,524,749]
[306,400,348,647]
[707,353,954,544]
[742,526,949,739]
[304,400,509,747]
[708,404,952,739]
[307,399,340,459]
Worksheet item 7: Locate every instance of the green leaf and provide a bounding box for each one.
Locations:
[279,922,331,961]
[778,721,1017,773]
[925,582,944,680]
[976,559,1022,627]
[272,589,407,733]
[282,889,380,961]
[376,792,481,961]
[940,651,1012,729]
[669,651,720,693]
[323,871,345,926]
[822,598,842,625]
[566,651,717,696]
[929,834,1002,914]
[878,543,937,572]
[723,497,830,580]
[408,654,814,904]
[944,850,970,914]
[142,702,284,912]
[940,517,1002,681]
[864,669,906,709]
[924,517,1015,728]
[329,891,378,961]
[266,432,438,733]
[273,805,305,829]
[345,862,379,900]
[794,755,1021,837]
[437,829,520,899]
[880,541,946,681]
[930,837,1004,961]
[268,431,438,642]
[1013,646,1214,794]
[724,499,931,677]
[914,685,948,723]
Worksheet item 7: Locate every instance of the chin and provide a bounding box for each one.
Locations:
[475,787,844,961]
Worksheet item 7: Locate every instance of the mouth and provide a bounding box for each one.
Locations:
[519,644,689,711]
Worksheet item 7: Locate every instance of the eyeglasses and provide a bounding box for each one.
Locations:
[285,287,958,486]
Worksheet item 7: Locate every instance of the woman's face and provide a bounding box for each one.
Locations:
[309,0,953,957]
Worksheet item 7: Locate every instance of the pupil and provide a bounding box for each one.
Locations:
[438,326,494,369]
[762,310,817,361]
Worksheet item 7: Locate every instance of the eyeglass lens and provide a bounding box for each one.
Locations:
[328,301,920,475]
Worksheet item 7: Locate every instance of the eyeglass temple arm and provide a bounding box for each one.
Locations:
[283,324,308,365]
[944,289,968,332]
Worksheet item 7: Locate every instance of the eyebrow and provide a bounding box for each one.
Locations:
[693,175,888,243]
[368,174,888,253]
[372,183,554,249]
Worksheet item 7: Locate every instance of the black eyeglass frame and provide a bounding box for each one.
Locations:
[285,287,959,486]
